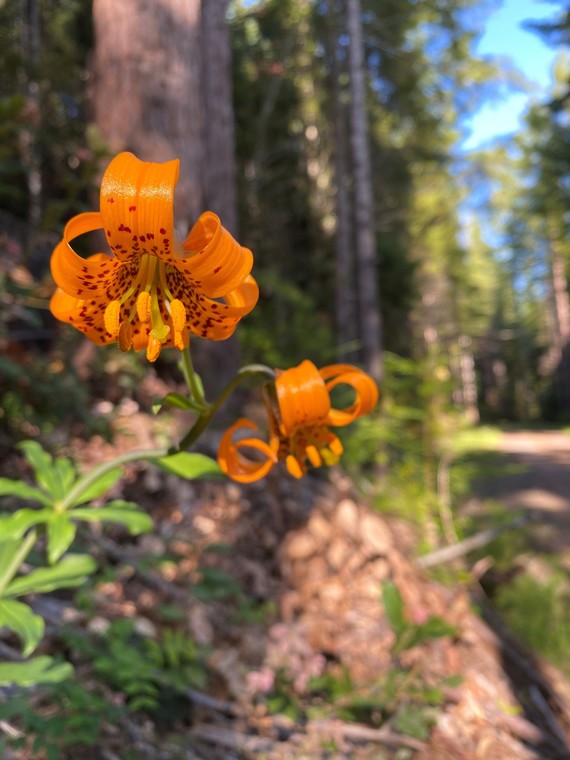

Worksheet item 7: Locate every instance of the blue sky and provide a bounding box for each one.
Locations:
[463,0,561,150]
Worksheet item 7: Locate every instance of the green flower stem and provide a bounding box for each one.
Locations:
[58,448,168,513]
[180,348,208,409]
[0,529,38,597]
[173,364,276,452]
[58,365,275,510]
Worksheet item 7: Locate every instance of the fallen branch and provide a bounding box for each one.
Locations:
[191,724,274,754]
[319,719,425,750]
[416,514,530,569]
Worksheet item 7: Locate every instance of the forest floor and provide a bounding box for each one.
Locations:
[465,429,570,562]
[5,414,570,759]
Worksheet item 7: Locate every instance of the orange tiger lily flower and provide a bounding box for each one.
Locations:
[218,360,379,482]
[50,152,258,361]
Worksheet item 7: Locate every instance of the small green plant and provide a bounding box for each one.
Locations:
[65,619,209,714]
[0,439,219,687]
[494,570,570,675]
[0,680,123,760]
[258,582,459,741]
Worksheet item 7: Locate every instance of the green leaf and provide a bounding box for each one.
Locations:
[152,392,199,414]
[382,581,406,636]
[53,457,77,494]
[18,441,62,500]
[47,514,77,565]
[71,501,152,535]
[393,704,434,740]
[0,599,44,656]
[0,478,52,508]
[69,466,123,507]
[152,452,222,480]
[0,538,26,584]
[404,617,458,650]
[0,508,52,539]
[0,656,73,687]
[5,554,97,598]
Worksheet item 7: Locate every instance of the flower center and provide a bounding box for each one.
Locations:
[103,254,188,361]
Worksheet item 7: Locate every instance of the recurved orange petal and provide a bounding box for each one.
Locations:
[180,212,254,298]
[320,364,379,427]
[50,213,121,299]
[165,271,259,340]
[50,287,112,345]
[100,152,180,263]
[218,419,278,484]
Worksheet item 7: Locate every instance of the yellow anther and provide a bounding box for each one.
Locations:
[285,455,304,479]
[329,437,344,456]
[136,291,152,323]
[170,299,187,333]
[305,445,322,468]
[174,330,188,351]
[104,300,121,337]
[118,321,133,352]
[146,334,162,362]
[321,448,340,467]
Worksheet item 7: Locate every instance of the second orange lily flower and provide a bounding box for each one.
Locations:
[218,360,379,482]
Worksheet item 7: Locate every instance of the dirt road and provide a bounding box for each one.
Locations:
[470,430,570,557]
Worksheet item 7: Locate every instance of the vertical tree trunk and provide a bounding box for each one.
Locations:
[326,0,357,362]
[201,0,237,233]
[549,233,570,413]
[458,336,479,424]
[346,0,383,380]
[19,0,42,241]
[92,0,204,230]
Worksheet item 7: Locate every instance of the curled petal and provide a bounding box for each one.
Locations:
[320,364,379,427]
[165,271,259,341]
[100,152,180,263]
[50,213,121,298]
[50,288,113,345]
[180,212,254,298]
[276,360,331,437]
[218,419,278,484]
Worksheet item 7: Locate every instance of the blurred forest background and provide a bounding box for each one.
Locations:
[4,0,570,758]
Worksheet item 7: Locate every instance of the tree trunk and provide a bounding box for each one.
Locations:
[458,335,479,424]
[19,0,42,243]
[92,0,205,230]
[201,0,237,233]
[549,234,570,413]
[346,0,383,380]
[326,0,357,363]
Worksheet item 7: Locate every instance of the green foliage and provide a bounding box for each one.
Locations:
[0,440,152,543]
[259,581,458,741]
[67,619,209,714]
[4,554,97,598]
[0,351,103,440]
[0,440,152,681]
[494,570,570,675]
[382,581,457,654]
[153,451,222,480]
[342,352,461,544]
[193,566,243,602]
[0,599,44,657]
[0,680,122,759]
[0,657,73,689]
